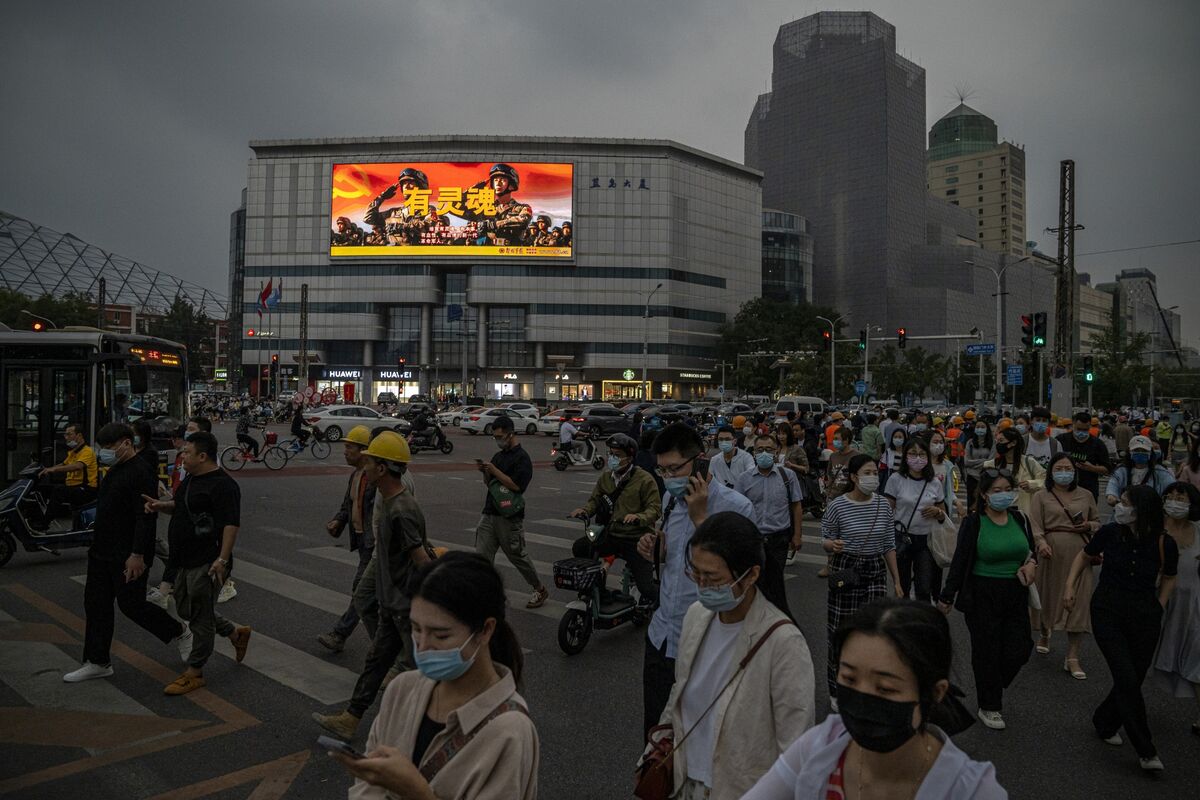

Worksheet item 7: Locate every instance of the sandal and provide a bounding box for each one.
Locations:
[1035,634,1050,655]
[1064,658,1086,680]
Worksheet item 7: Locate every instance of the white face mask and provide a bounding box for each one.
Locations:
[1164,500,1190,519]
[1113,504,1136,525]
[857,475,880,493]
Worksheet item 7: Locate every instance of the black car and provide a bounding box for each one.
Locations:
[572,406,632,436]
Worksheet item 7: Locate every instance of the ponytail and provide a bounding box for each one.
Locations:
[488,619,525,689]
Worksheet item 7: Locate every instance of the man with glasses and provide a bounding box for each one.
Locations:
[709,424,754,489]
[635,423,753,735]
[734,433,803,620]
[1057,410,1112,500]
[474,415,549,608]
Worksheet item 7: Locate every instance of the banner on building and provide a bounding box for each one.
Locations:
[330,162,573,258]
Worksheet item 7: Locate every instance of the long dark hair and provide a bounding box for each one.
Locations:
[406,552,524,687]
[1188,434,1200,473]
[689,511,765,579]
[994,427,1025,471]
[1043,452,1078,492]
[1123,484,1166,547]
[975,466,1014,511]
[899,437,935,481]
[970,421,993,449]
[833,598,952,729]
[1163,481,1200,522]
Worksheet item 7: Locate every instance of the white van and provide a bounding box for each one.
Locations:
[775,395,826,417]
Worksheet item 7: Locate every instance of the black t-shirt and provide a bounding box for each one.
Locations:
[412,713,446,765]
[1085,523,1179,594]
[482,443,533,517]
[168,469,242,570]
[1055,433,1111,498]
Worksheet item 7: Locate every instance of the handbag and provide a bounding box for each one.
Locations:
[829,499,882,592]
[633,620,793,800]
[893,480,928,557]
[487,480,525,518]
[929,514,960,569]
[1049,488,1102,565]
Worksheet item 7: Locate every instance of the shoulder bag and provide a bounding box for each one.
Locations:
[487,479,525,518]
[929,512,960,569]
[893,480,928,558]
[1050,489,1103,566]
[829,498,882,592]
[634,620,793,800]
[418,699,529,783]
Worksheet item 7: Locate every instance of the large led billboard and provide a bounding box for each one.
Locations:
[330,162,572,257]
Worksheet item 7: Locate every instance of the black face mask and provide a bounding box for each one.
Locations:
[994,442,1010,455]
[837,684,919,753]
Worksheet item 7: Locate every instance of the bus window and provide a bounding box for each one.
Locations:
[106,364,186,423]
[52,368,89,464]
[4,368,42,474]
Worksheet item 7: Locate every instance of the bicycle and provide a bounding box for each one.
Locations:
[279,428,331,461]
[220,429,287,471]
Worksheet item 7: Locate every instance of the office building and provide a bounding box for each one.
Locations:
[1076,273,1115,355]
[927,103,1027,257]
[761,209,813,304]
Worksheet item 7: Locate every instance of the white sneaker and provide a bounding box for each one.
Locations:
[1103,733,1123,746]
[63,662,114,683]
[1139,755,1164,771]
[977,709,1006,730]
[217,579,237,604]
[146,586,170,610]
[173,623,194,662]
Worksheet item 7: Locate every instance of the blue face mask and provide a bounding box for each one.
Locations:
[1051,470,1075,486]
[755,452,776,470]
[414,633,479,682]
[607,455,622,471]
[1015,424,1028,435]
[697,568,751,612]
[987,491,1017,510]
[664,476,690,498]
[1131,452,1150,465]
[910,423,926,432]
[97,448,119,466]
[1032,421,1048,434]
[1073,430,1089,442]
[718,440,734,453]
[832,440,844,451]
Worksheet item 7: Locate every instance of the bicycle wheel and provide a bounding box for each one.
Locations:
[279,438,299,460]
[220,445,247,472]
[311,440,331,459]
[261,446,287,470]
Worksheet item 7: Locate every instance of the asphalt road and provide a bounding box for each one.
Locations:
[2,422,1197,798]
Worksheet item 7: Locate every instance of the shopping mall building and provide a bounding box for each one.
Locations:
[228,135,761,403]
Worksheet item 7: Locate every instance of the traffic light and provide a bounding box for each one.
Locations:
[822,330,832,351]
[397,355,406,367]
[247,328,255,337]
[1083,355,1095,384]
[1020,314,1034,348]
[271,354,278,363]
[30,320,45,332]
[858,330,867,351]
[897,327,907,349]
[1032,312,1047,348]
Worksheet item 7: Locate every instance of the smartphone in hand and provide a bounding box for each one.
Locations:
[317,735,364,759]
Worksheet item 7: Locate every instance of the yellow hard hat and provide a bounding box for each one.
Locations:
[964,410,976,420]
[364,430,411,463]
[345,425,372,447]
[732,415,747,429]
[951,415,964,425]
[933,416,944,426]
[997,418,1013,431]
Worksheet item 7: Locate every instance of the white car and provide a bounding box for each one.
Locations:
[536,407,583,436]
[304,405,409,441]
[461,407,538,435]
[437,405,485,427]
[498,402,541,420]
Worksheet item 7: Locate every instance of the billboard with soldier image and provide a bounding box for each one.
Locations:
[330,162,573,257]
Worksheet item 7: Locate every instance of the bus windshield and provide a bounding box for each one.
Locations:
[106,364,187,423]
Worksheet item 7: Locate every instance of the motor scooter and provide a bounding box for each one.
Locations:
[407,422,454,454]
[552,515,649,655]
[0,462,96,567]
[551,434,603,471]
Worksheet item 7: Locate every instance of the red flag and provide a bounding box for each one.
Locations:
[259,279,273,312]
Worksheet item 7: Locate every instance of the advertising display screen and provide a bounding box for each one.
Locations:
[330,162,572,258]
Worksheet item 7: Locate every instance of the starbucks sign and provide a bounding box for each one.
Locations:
[622,369,636,381]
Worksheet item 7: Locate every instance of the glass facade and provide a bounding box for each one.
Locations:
[761,210,812,304]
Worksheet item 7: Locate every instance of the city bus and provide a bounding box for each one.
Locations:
[1,327,190,485]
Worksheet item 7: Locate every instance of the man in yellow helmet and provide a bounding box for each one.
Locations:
[313,430,432,741]
[318,425,378,653]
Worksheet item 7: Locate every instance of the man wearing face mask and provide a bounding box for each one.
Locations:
[1024,407,1061,469]
[63,423,191,684]
[709,425,755,489]
[1104,435,1175,509]
[473,415,548,609]
[35,423,98,530]
[569,434,661,606]
[1057,411,1111,501]
[734,434,804,620]
[636,423,753,736]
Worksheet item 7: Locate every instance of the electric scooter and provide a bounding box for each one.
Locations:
[407,422,454,454]
[552,515,649,655]
[551,434,603,471]
[0,462,96,567]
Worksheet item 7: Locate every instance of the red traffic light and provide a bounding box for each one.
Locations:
[397,356,406,366]
[271,354,278,363]
[247,328,256,337]
[31,320,45,332]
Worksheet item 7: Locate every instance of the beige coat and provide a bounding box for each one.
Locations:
[983,454,1046,514]
[350,666,538,800]
[654,592,815,799]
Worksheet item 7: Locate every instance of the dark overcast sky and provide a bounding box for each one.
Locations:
[3,1,1198,341]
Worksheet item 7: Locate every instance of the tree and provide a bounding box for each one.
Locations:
[868,346,954,403]
[147,295,214,381]
[1089,310,1150,407]
[0,288,97,330]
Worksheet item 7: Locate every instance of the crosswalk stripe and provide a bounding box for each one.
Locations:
[532,518,581,530]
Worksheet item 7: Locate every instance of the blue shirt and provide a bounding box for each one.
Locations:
[648,480,754,659]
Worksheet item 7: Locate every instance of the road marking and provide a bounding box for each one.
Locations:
[146,749,310,800]
[224,561,347,616]
[532,517,581,529]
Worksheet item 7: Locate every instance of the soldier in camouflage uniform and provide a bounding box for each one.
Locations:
[465,163,531,246]
[560,220,573,248]
[532,214,553,246]
[363,168,437,246]
[331,216,366,246]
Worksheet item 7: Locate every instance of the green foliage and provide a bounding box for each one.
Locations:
[0,288,98,330]
[1088,310,1151,407]
[147,296,214,381]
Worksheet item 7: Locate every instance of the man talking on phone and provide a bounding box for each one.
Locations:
[636,423,753,735]
[63,423,192,684]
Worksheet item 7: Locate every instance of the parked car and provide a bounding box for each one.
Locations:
[620,401,659,416]
[498,402,541,420]
[716,402,753,417]
[536,407,582,436]
[775,395,826,418]
[277,389,297,403]
[461,407,538,435]
[376,391,398,405]
[437,405,484,427]
[657,403,698,418]
[540,406,632,436]
[391,401,434,420]
[305,405,410,441]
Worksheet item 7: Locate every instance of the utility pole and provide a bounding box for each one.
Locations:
[298,283,309,396]
[641,283,663,401]
[817,314,847,405]
[96,277,106,330]
[1046,159,1085,418]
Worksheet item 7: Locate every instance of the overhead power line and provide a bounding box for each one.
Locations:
[1075,238,1200,258]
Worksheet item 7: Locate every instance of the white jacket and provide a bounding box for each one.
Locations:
[654,592,815,799]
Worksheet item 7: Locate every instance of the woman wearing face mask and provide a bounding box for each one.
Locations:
[644,512,814,799]
[1168,424,1191,468]
[938,470,1037,730]
[1028,453,1100,675]
[337,552,539,799]
[825,426,863,502]
[1151,482,1200,736]
[982,428,1045,515]
[963,421,994,513]
[1063,485,1178,771]
[879,428,907,496]
[884,438,948,603]
[929,430,965,520]
[821,455,901,702]
[1178,434,1200,491]
[1103,435,1175,510]
[742,599,1007,800]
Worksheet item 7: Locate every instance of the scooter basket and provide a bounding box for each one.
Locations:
[553,557,605,592]
[264,432,278,445]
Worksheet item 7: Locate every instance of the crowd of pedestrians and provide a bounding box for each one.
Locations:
[46,398,1200,798]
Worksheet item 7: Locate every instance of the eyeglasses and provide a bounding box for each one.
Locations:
[684,563,732,587]
[655,453,698,478]
[750,447,778,455]
[981,467,1013,479]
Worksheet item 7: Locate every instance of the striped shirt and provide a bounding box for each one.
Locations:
[820,494,896,556]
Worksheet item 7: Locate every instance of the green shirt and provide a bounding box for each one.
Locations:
[972,514,1028,579]
[861,425,884,460]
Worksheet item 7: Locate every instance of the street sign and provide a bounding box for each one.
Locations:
[717,384,725,396]
[1006,365,1024,386]
[854,380,868,396]
[965,343,996,356]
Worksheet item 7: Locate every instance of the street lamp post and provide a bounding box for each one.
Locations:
[816,314,847,404]
[966,256,1031,410]
[641,283,663,401]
